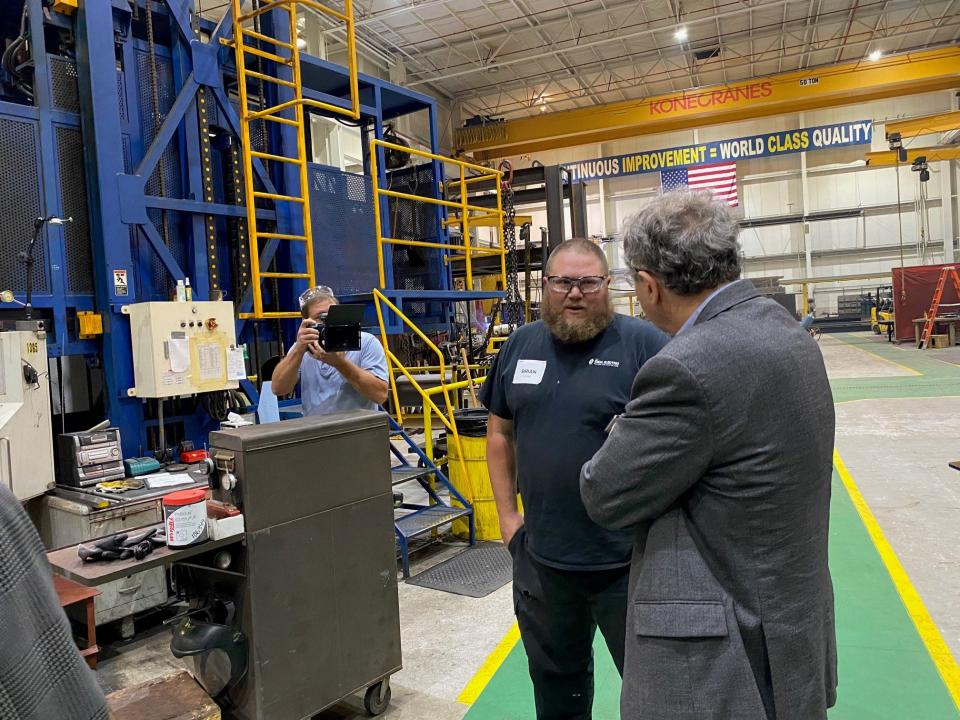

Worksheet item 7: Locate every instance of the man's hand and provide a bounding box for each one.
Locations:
[296,319,321,352]
[499,511,524,548]
[310,345,347,368]
[297,320,346,367]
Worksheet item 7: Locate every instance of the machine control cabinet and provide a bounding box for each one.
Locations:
[126,301,243,398]
[0,327,55,500]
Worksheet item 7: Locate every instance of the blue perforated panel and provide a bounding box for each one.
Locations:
[0,116,45,293]
[386,163,447,318]
[308,164,379,296]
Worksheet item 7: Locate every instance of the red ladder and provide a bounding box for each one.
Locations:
[918,265,960,349]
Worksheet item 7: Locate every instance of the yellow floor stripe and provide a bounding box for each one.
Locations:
[834,449,960,710]
[458,622,521,705]
[833,337,923,376]
[835,394,960,405]
[921,353,960,370]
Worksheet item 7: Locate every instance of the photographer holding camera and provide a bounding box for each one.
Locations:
[270,285,389,415]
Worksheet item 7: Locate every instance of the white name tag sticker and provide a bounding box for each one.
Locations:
[513,359,546,385]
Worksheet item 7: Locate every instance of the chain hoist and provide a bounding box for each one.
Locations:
[144,0,172,272]
[196,88,221,295]
[227,141,251,303]
[499,160,523,326]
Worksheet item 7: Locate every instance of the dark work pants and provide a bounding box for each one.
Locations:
[508,527,629,720]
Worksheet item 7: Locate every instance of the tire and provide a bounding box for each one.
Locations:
[364,681,391,716]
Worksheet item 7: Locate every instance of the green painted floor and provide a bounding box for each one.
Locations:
[464,333,960,719]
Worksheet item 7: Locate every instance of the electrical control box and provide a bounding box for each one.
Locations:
[126,301,244,399]
[0,327,56,500]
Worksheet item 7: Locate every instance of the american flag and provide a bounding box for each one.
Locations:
[660,162,738,207]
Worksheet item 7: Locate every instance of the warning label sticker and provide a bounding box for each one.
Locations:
[113,269,128,297]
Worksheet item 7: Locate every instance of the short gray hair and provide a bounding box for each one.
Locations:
[622,190,741,296]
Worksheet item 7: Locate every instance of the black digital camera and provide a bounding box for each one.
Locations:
[308,303,364,352]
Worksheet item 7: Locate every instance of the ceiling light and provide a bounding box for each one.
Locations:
[540,105,547,112]
[868,49,882,61]
[297,37,308,50]
[674,27,688,41]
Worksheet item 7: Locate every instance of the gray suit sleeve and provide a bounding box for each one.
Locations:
[580,354,713,529]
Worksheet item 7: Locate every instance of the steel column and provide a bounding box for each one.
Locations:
[76,0,144,456]
[543,164,565,253]
[568,178,588,239]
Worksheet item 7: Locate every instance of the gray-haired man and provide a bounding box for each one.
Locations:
[581,191,837,720]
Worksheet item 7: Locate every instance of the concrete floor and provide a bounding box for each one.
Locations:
[96,332,960,719]
[818,334,916,379]
[835,396,960,660]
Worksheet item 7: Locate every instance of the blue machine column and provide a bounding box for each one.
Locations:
[26,0,66,354]
[76,0,144,456]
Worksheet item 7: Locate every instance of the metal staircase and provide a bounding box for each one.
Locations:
[229,0,360,319]
[390,417,474,578]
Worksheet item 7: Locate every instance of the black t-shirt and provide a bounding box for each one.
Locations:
[479,314,669,570]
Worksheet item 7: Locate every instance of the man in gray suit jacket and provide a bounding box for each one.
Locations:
[581,190,837,720]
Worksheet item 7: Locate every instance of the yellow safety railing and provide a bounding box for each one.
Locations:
[229,0,360,319]
[369,140,507,293]
[421,377,485,473]
[373,289,475,478]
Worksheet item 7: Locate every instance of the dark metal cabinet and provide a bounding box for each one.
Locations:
[207,411,401,720]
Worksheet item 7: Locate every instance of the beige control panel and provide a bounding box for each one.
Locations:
[126,301,244,398]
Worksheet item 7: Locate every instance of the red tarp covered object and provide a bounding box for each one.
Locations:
[892,263,960,343]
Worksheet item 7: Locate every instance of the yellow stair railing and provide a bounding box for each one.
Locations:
[373,289,482,478]
[369,140,507,293]
[229,0,360,319]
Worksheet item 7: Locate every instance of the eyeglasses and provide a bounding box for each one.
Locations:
[298,285,335,309]
[544,275,607,294]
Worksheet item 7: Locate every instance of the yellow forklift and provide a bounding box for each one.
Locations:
[871,285,895,340]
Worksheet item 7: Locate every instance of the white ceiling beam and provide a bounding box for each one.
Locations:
[404,0,799,86]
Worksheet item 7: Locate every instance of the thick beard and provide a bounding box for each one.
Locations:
[542,296,615,343]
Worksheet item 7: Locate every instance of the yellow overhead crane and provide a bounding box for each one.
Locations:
[457,47,960,160]
[865,146,960,167]
[868,109,960,167]
[885,110,960,139]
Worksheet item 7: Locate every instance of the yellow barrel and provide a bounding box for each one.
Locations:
[446,409,523,541]
[447,429,499,541]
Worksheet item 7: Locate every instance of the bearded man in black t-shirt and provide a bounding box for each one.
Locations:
[480,238,668,720]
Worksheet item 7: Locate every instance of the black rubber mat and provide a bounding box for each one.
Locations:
[405,542,512,598]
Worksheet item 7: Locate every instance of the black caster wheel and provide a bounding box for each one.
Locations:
[364,680,391,716]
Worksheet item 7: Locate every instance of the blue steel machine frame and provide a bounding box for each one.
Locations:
[0,0,497,460]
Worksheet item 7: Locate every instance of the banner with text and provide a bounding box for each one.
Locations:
[563,120,873,182]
